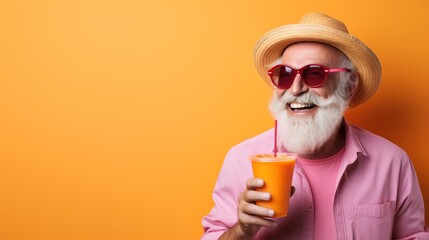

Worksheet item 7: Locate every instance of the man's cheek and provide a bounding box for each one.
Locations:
[276,89,287,97]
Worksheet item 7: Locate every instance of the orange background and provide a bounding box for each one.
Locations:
[0,1,428,239]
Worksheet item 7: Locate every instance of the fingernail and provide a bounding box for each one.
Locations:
[265,193,271,200]
[257,179,264,186]
[268,210,275,216]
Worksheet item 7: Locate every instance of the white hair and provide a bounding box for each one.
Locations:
[335,54,358,103]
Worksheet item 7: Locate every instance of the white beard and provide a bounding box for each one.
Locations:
[269,91,348,155]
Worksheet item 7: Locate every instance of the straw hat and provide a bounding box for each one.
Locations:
[254,12,381,108]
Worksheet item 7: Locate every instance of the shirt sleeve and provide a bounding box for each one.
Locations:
[201,148,251,239]
[393,153,429,239]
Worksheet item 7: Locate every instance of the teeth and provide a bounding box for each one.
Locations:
[290,103,313,109]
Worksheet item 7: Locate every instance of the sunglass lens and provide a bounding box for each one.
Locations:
[276,66,294,89]
[302,65,325,87]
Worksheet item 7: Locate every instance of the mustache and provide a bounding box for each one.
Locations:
[277,91,334,107]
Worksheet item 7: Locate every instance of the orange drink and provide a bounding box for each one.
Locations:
[250,153,296,218]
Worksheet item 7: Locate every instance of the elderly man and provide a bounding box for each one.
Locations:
[202,13,429,240]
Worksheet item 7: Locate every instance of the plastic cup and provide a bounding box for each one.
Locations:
[250,153,296,218]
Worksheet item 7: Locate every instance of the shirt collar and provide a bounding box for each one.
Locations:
[343,120,367,164]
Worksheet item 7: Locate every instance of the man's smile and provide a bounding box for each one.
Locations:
[288,102,317,112]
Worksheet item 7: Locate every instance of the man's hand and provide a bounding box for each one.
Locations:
[219,178,277,240]
[237,178,279,236]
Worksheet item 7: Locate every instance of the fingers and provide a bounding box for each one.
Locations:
[239,199,275,218]
[238,178,276,223]
[235,178,278,237]
[237,192,277,233]
[243,178,270,204]
[246,178,264,190]
[239,210,278,228]
[244,189,271,203]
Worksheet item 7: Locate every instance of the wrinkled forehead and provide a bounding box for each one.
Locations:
[281,42,345,67]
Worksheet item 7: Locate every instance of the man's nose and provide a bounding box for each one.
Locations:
[289,74,309,96]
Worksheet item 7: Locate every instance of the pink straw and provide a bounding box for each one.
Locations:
[274,120,278,157]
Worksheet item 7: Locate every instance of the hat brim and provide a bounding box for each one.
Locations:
[254,24,381,108]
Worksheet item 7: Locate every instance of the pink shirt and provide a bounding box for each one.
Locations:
[202,122,429,240]
[298,147,344,240]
